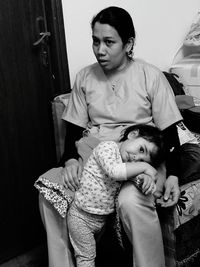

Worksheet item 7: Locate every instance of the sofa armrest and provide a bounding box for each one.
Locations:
[52,93,71,162]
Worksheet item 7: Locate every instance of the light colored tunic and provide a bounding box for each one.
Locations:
[62,59,182,141]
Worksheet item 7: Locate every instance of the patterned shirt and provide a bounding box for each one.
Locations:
[74,141,125,215]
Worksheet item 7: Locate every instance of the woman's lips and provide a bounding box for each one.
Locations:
[98,59,108,65]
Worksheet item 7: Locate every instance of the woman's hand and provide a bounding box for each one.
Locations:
[62,158,83,191]
[156,175,180,207]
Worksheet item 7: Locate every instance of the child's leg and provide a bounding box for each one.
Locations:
[67,203,105,267]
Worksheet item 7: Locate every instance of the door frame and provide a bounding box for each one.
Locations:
[45,0,71,96]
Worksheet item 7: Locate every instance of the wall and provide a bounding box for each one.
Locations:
[62,0,200,86]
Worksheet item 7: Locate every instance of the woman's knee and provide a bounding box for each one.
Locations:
[118,182,140,211]
[118,182,155,217]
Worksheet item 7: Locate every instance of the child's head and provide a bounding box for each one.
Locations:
[119,124,166,167]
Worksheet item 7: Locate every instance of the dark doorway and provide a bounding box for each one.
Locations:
[0,0,70,263]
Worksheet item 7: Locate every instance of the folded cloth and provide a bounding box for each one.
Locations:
[34,167,74,218]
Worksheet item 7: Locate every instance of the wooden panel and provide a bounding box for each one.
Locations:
[0,0,60,262]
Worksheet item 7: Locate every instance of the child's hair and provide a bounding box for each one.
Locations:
[120,124,166,167]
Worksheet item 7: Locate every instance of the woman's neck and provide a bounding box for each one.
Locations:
[104,57,132,77]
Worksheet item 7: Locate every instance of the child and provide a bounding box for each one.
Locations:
[67,124,166,267]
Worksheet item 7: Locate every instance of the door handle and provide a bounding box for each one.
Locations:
[33,31,51,46]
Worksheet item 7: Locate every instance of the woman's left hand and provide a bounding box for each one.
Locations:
[156,175,180,207]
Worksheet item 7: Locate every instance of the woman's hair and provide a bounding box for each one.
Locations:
[91,6,136,45]
[120,124,166,167]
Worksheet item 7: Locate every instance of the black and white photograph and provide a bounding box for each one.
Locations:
[1,1,200,267]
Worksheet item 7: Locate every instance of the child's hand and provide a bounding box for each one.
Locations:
[140,174,156,195]
[143,163,158,182]
[131,174,156,195]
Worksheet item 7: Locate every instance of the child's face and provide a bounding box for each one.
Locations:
[119,133,157,163]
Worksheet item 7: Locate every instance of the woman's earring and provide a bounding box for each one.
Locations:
[127,49,133,59]
[127,44,134,59]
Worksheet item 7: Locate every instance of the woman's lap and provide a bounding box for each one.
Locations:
[39,182,166,267]
[118,182,166,267]
[38,133,170,267]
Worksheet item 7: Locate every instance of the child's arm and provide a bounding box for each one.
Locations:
[94,142,157,182]
[126,161,157,181]
[126,162,157,194]
[93,142,127,180]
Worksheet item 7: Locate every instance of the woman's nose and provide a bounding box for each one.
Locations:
[98,42,106,55]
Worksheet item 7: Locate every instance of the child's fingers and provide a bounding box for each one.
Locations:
[150,183,157,194]
[142,177,151,192]
[151,184,157,194]
[143,184,152,194]
[144,182,156,195]
[141,177,149,190]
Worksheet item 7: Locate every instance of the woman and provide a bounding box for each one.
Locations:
[61,6,183,267]
[39,6,191,267]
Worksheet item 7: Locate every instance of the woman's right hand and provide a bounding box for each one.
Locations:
[62,158,82,191]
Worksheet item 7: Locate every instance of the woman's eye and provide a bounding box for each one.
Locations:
[92,38,99,46]
[105,40,114,46]
[93,41,99,46]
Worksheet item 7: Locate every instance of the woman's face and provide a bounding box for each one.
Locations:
[92,22,129,73]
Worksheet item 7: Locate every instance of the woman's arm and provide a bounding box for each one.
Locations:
[58,121,84,166]
[162,122,181,177]
[159,122,181,207]
[160,120,198,207]
[59,121,84,191]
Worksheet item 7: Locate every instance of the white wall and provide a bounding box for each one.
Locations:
[62,0,200,87]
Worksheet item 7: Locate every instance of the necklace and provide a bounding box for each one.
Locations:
[110,77,120,91]
[106,59,131,90]
[111,84,115,90]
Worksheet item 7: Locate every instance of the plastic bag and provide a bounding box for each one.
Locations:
[184,11,200,47]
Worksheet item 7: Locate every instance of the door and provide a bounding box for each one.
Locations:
[0,0,70,262]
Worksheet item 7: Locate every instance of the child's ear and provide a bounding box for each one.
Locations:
[127,130,139,139]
